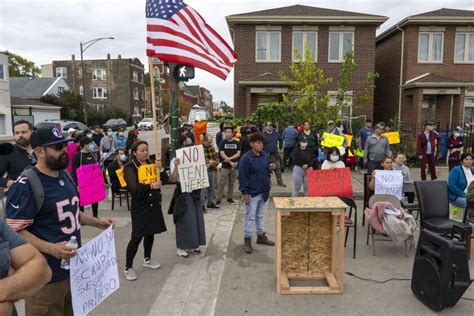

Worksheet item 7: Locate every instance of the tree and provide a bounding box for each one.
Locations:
[40,91,85,122]
[250,102,303,129]
[280,46,333,132]
[219,101,233,117]
[2,51,41,77]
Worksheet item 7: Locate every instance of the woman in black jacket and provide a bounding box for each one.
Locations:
[123,140,168,281]
[290,136,315,197]
[72,137,101,217]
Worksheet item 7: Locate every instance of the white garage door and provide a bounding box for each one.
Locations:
[33,110,61,124]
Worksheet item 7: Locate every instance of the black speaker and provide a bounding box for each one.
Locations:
[412,228,472,311]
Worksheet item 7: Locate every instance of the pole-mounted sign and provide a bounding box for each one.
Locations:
[172,65,195,81]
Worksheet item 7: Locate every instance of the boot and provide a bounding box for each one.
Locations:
[257,233,275,246]
[244,237,253,254]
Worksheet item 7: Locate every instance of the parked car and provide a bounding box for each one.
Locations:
[103,118,127,131]
[35,120,88,132]
[138,118,158,130]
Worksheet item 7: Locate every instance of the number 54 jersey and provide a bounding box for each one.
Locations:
[5,167,82,283]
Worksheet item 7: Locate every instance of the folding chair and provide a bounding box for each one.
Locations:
[337,196,358,259]
[401,183,419,220]
[366,194,409,256]
[111,188,130,211]
[362,173,373,226]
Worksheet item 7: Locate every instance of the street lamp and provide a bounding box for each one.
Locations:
[80,37,114,123]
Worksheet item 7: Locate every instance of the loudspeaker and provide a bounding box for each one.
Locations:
[412,228,472,311]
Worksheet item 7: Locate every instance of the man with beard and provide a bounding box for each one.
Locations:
[0,120,35,188]
[5,127,114,316]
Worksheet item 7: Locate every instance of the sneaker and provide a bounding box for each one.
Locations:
[215,201,222,208]
[176,248,189,258]
[124,268,137,281]
[142,258,161,269]
[188,248,202,254]
[277,182,287,188]
[227,198,237,205]
[207,203,219,209]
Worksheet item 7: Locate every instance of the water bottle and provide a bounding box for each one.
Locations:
[60,236,78,270]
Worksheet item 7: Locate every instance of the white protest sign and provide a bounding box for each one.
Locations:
[70,226,119,316]
[206,122,220,151]
[176,144,209,192]
[374,170,404,200]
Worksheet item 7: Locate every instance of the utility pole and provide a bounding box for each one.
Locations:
[169,63,179,159]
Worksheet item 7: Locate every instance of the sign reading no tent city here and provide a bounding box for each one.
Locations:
[175,145,209,192]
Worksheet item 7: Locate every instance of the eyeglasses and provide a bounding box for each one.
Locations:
[44,143,68,151]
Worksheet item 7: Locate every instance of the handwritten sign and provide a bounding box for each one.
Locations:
[307,167,353,198]
[115,168,127,188]
[76,163,106,206]
[206,123,220,151]
[175,145,209,192]
[374,170,403,199]
[138,164,159,184]
[384,132,400,144]
[71,226,119,316]
[321,132,345,148]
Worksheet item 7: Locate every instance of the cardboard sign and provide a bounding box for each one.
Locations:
[115,168,127,188]
[138,164,159,184]
[206,122,220,151]
[384,132,400,144]
[374,170,403,199]
[76,163,106,207]
[175,144,209,192]
[307,167,353,198]
[70,226,119,316]
[321,132,345,148]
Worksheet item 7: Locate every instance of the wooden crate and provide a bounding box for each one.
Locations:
[274,197,347,294]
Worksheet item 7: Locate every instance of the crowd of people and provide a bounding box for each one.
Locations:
[0,117,473,315]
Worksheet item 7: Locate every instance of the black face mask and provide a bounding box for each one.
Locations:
[45,151,69,171]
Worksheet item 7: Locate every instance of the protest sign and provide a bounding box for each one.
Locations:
[175,144,209,192]
[384,132,400,144]
[115,168,127,188]
[206,122,220,151]
[307,167,353,198]
[321,132,345,148]
[76,163,106,206]
[71,226,119,316]
[374,170,403,199]
[138,164,159,184]
[346,134,353,147]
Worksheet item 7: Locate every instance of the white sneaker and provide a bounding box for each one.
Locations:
[124,268,137,281]
[142,258,161,269]
[176,248,189,258]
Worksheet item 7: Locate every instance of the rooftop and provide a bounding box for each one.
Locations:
[10,77,60,98]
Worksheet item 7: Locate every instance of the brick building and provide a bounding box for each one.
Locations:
[42,54,145,119]
[375,8,474,131]
[226,5,387,120]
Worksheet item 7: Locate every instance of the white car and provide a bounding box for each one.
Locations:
[138,118,156,130]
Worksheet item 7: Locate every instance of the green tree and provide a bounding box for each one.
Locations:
[250,102,302,129]
[2,51,41,77]
[40,91,85,121]
[219,101,233,117]
[280,46,333,132]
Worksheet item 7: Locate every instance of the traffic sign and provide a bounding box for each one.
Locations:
[173,65,195,81]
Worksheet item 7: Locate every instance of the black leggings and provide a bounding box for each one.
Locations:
[126,234,154,268]
[80,203,99,217]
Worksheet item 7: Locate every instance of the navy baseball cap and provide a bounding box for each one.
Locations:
[31,127,69,149]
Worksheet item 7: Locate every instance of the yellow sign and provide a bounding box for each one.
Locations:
[138,164,159,184]
[346,134,353,146]
[115,168,127,188]
[321,132,345,148]
[384,132,400,145]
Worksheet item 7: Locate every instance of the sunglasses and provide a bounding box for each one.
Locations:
[44,143,68,151]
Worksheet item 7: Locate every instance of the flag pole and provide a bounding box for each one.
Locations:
[148,57,160,161]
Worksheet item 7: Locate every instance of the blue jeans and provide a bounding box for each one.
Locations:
[244,194,269,238]
[201,170,216,206]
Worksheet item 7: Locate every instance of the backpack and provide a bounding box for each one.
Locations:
[20,168,77,213]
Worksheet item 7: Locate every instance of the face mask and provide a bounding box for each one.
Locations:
[119,154,127,161]
[87,133,93,139]
[118,132,123,136]
[107,131,113,137]
[330,155,339,162]
[300,142,308,149]
[454,132,461,137]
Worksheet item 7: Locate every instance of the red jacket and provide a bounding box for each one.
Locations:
[416,131,440,156]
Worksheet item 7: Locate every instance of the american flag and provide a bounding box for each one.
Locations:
[146,0,237,80]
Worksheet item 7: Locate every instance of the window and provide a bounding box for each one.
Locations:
[95,104,105,112]
[422,95,436,122]
[292,32,317,62]
[464,97,474,124]
[92,87,107,99]
[93,69,107,80]
[133,71,139,81]
[79,85,83,95]
[0,64,5,81]
[55,67,67,78]
[133,87,139,100]
[328,91,353,118]
[256,31,281,62]
[329,32,354,62]
[455,33,474,63]
[418,32,443,63]
[57,86,65,93]
[134,106,140,115]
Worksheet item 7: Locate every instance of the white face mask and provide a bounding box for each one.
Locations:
[118,132,123,136]
[87,133,93,139]
[300,142,308,149]
[330,155,339,162]
[107,131,113,137]
[454,132,461,137]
